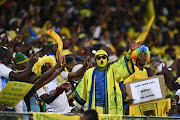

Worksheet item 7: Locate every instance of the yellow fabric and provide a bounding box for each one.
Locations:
[159,16,167,24]
[167,88,173,95]
[119,40,127,48]
[8,30,17,40]
[128,28,139,39]
[80,9,92,18]
[129,99,171,116]
[124,66,148,84]
[126,49,133,59]
[144,0,155,25]
[92,39,98,45]
[16,59,29,65]
[109,44,116,53]
[75,53,134,115]
[69,92,76,99]
[61,49,72,56]
[95,106,105,114]
[136,16,155,43]
[168,29,179,38]
[60,27,72,39]
[57,75,63,84]
[160,45,168,56]
[175,77,180,85]
[173,45,180,58]
[151,46,168,57]
[163,55,174,67]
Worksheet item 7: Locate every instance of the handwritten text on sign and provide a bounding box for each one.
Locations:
[130,78,162,104]
[0,81,33,107]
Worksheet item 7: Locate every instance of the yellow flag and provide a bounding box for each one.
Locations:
[135,16,155,43]
[144,0,155,25]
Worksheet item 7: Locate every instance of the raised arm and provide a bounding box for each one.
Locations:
[34,49,65,90]
[9,54,39,82]
[34,65,65,91]
[126,40,143,59]
[112,40,143,82]
[68,56,91,79]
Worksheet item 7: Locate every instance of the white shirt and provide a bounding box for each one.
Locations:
[0,63,12,91]
[176,89,180,104]
[0,63,27,112]
[36,71,71,113]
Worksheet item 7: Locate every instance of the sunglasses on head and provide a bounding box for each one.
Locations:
[96,55,107,60]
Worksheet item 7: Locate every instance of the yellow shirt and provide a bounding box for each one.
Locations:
[173,45,180,58]
[124,65,148,84]
[151,45,168,58]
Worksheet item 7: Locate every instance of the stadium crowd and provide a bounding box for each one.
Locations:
[0,0,180,118]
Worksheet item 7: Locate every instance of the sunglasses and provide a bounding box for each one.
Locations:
[96,55,107,60]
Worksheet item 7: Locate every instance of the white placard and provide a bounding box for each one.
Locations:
[130,78,162,104]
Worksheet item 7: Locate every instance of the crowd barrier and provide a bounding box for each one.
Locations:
[0,112,179,120]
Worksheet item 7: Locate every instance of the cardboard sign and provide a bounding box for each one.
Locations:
[125,75,167,104]
[0,81,34,107]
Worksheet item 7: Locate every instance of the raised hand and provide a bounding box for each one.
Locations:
[57,49,63,64]
[52,82,72,98]
[77,24,83,35]
[84,56,92,67]
[130,40,143,51]
[2,33,8,42]
[62,56,66,66]
[27,53,39,68]
[0,103,8,110]
[161,63,168,74]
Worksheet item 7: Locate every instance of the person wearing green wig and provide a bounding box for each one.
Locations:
[74,40,143,115]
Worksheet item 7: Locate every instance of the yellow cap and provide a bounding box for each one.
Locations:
[94,50,108,59]
[175,77,180,85]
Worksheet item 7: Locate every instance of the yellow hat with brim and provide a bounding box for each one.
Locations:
[94,50,108,59]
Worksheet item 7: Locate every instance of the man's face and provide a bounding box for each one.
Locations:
[17,61,28,70]
[41,63,51,74]
[137,51,147,66]
[52,44,58,53]
[96,55,108,68]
